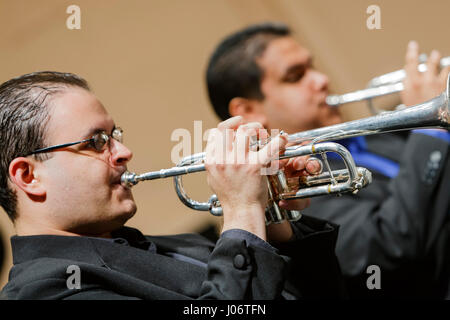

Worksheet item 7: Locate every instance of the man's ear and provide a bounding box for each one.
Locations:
[228,97,268,126]
[8,157,46,197]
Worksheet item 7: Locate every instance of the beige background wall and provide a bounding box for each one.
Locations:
[0,0,449,288]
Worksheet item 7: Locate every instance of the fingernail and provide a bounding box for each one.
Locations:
[431,50,440,60]
[279,200,287,208]
[307,162,318,173]
[408,40,418,49]
[307,159,323,174]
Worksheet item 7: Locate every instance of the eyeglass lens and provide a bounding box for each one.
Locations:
[92,128,123,151]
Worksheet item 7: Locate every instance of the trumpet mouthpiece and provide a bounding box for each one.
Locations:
[121,171,137,188]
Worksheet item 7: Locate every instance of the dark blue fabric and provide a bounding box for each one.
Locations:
[412,129,450,144]
[329,130,449,178]
[330,136,400,178]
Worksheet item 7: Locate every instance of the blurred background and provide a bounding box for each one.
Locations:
[0,0,449,288]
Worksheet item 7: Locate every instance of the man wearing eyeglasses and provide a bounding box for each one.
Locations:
[0,71,345,300]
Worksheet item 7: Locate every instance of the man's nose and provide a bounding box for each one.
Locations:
[310,70,329,92]
[110,139,133,166]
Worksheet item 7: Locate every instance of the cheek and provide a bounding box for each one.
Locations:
[47,158,110,198]
[268,87,317,120]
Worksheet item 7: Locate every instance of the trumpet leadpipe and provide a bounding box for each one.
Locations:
[326,82,403,107]
[121,163,206,188]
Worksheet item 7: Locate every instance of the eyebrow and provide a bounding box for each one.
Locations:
[282,56,313,77]
[83,124,116,139]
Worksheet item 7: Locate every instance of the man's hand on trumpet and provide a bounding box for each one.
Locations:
[265,152,323,243]
[205,116,321,243]
[401,41,450,107]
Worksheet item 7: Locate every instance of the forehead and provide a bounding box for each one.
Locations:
[257,36,311,77]
[45,86,113,142]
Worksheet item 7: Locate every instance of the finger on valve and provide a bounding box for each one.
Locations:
[258,131,289,165]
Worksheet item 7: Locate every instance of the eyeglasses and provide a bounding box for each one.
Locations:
[26,127,123,156]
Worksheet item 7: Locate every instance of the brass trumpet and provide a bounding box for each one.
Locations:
[122,75,450,224]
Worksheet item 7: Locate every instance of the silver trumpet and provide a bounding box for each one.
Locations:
[122,75,450,224]
[326,54,450,114]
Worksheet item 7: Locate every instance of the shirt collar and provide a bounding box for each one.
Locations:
[10,227,155,265]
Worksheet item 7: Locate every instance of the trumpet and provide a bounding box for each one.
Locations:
[122,75,450,224]
[326,54,450,114]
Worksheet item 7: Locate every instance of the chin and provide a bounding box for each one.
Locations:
[121,201,138,219]
[107,208,137,233]
[320,109,342,127]
[110,198,137,224]
[324,116,342,127]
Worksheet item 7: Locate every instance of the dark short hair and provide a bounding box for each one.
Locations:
[206,22,291,120]
[0,71,90,221]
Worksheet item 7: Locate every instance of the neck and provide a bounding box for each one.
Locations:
[14,217,112,238]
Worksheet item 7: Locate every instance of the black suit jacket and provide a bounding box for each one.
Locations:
[302,132,450,298]
[1,215,346,300]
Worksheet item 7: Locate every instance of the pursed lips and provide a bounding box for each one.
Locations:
[111,169,127,186]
